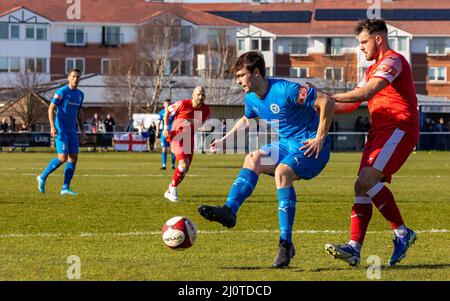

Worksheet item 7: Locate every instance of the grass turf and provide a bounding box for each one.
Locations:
[0,151,449,280]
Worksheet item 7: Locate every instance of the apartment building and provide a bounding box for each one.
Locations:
[1,0,449,101]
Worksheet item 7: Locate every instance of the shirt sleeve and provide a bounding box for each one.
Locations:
[202,106,211,123]
[286,82,316,108]
[167,101,182,116]
[372,55,403,83]
[244,98,258,119]
[51,89,63,105]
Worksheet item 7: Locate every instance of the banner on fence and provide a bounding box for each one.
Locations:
[113,133,147,152]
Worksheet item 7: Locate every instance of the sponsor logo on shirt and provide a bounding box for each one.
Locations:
[376,64,398,78]
[296,86,308,105]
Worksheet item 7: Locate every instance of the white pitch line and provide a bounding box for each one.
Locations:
[0,229,447,239]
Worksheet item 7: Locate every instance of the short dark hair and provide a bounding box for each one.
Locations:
[68,68,81,75]
[163,98,171,103]
[355,19,388,35]
[229,51,266,78]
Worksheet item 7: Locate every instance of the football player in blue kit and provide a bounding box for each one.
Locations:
[198,51,335,268]
[36,68,85,196]
[158,99,176,170]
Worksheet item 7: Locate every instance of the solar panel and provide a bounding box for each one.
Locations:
[207,11,312,23]
[315,9,450,21]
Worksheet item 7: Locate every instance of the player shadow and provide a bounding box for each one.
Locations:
[382,263,450,270]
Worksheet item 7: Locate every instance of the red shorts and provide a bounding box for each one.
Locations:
[169,129,194,163]
[358,128,418,183]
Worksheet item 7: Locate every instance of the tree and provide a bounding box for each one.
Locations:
[197,28,237,105]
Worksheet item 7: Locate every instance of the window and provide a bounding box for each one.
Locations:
[25,58,47,73]
[325,67,343,81]
[326,38,343,55]
[66,27,85,45]
[389,37,408,52]
[180,26,191,43]
[9,57,20,72]
[0,57,8,72]
[36,25,47,40]
[427,38,446,55]
[290,67,308,78]
[66,58,84,75]
[180,60,190,76]
[289,38,308,55]
[25,25,35,39]
[10,24,20,39]
[428,67,446,82]
[0,24,8,39]
[170,60,179,75]
[251,39,260,51]
[261,38,271,51]
[0,57,21,72]
[237,39,245,51]
[101,59,111,75]
[104,26,121,46]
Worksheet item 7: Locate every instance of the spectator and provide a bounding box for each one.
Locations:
[18,123,29,152]
[148,121,157,152]
[9,116,16,132]
[361,117,370,132]
[90,113,100,133]
[420,118,433,150]
[354,116,365,151]
[103,113,116,132]
[0,118,8,133]
[434,117,448,150]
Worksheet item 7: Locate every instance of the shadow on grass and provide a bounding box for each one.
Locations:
[381,263,450,270]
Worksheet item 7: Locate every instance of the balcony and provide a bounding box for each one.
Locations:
[65,32,88,47]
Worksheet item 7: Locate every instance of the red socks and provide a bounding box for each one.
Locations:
[171,166,186,188]
[350,199,373,244]
[367,182,404,230]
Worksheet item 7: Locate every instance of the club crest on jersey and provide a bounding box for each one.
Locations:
[296,86,308,105]
[270,104,280,114]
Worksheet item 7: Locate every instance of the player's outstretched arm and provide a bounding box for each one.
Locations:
[163,109,171,139]
[300,92,335,158]
[333,77,388,103]
[211,116,249,148]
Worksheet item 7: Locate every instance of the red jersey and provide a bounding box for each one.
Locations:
[167,99,210,134]
[359,50,419,138]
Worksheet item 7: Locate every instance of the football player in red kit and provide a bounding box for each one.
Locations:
[323,19,418,267]
[162,86,210,202]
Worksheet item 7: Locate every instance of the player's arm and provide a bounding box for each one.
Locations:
[48,102,57,138]
[163,109,171,140]
[300,90,335,158]
[333,77,388,103]
[77,108,85,135]
[307,82,362,115]
[211,116,250,148]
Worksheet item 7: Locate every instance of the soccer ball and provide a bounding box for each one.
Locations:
[162,216,197,250]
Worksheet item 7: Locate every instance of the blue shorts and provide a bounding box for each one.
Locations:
[260,137,330,180]
[55,133,79,154]
[161,135,170,148]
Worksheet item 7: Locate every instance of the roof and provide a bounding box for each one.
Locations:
[0,1,242,26]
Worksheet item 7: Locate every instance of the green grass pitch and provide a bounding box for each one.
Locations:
[0,151,449,280]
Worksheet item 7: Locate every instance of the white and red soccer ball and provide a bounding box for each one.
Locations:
[162,216,197,250]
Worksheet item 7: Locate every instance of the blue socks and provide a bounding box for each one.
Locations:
[171,153,176,168]
[225,168,259,215]
[277,187,297,243]
[162,152,167,167]
[41,158,63,180]
[62,161,76,190]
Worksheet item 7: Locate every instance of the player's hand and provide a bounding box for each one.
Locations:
[299,136,325,159]
[163,129,169,140]
[210,137,223,149]
[50,126,57,138]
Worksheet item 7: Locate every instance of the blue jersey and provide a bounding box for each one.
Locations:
[158,108,174,131]
[244,78,318,141]
[51,85,84,135]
